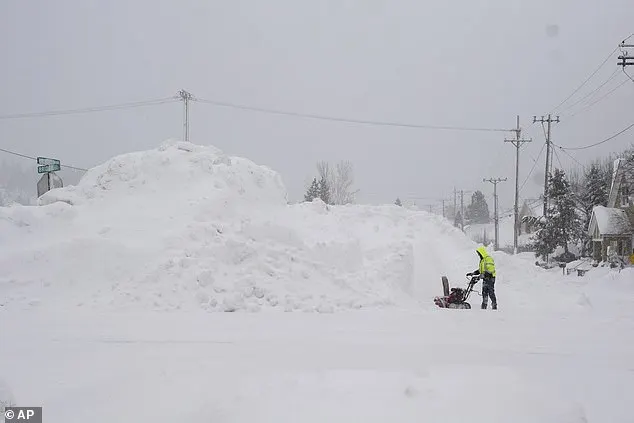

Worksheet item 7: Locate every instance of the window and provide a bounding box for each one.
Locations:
[621,183,630,207]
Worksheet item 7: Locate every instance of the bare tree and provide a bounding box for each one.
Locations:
[316,160,358,205]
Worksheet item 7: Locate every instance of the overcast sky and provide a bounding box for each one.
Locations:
[1,0,633,211]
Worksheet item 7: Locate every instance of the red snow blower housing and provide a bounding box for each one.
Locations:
[434,275,479,309]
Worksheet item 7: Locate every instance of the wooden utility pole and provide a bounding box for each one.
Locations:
[504,116,532,254]
[618,40,634,81]
[618,40,634,67]
[533,115,559,218]
[453,187,458,224]
[460,190,465,231]
[483,177,507,250]
[178,89,193,141]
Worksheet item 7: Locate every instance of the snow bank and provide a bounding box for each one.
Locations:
[0,140,562,313]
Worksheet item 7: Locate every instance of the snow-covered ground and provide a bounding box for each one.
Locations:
[1,140,633,422]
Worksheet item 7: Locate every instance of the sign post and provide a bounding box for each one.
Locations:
[36,157,63,197]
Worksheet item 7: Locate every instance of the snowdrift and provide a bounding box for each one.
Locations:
[0,140,578,313]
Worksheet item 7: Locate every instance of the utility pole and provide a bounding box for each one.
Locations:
[505,116,532,255]
[460,190,465,232]
[442,199,446,218]
[453,187,458,223]
[618,40,634,68]
[483,178,507,250]
[178,90,193,141]
[533,114,559,218]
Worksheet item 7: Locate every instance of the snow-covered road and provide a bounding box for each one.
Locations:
[2,309,632,422]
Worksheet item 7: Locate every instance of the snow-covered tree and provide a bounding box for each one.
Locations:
[531,169,582,260]
[465,191,490,224]
[454,210,463,228]
[317,176,331,204]
[316,160,358,205]
[303,178,319,202]
[394,197,402,206]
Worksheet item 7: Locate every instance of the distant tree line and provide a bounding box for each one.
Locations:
[304,160,359,205]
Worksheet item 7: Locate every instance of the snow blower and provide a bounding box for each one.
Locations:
[434,275,479,309]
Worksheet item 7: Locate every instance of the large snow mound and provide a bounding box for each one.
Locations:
[0,140,566,313]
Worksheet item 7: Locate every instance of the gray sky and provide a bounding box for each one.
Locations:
[1,0,633,211]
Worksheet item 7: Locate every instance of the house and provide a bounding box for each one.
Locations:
[588,156,634,263]
[607,157,634,222]
[588,205,633,261]
[519,198,541,234]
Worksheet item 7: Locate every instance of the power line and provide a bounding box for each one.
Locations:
[552,144,564,170]
[519,142,546,194]
[0,147,88,171]
[0,97,178,120]
[558,121,634,151]
[549,45,619,113]
[558,68,620,114]
[193,97,511,132]
[552,144,587,171]
[568,77,631,118]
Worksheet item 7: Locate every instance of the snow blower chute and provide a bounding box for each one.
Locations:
[434,275,478,309]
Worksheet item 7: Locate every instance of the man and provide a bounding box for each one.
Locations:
[467,246,497,310]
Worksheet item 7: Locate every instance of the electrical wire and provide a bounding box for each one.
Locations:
[0,147,88,171]
[519,142,546,194]
[552,144,587,171]
[558,68,620,114]
[552,144,565,170]
[0,97,178,120]
[568,77,631,118]
[624,68,634,83]
[548,45,620,113]
[558,121,634,151]
[193,97,511,132]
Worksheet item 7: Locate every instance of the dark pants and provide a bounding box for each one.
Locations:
[481,276,497,309]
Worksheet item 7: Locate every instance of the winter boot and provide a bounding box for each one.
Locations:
[481,302,487,309]
[492,303,497,310]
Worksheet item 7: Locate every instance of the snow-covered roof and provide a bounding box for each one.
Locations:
[520,199,542,217]
[589,205,632,236]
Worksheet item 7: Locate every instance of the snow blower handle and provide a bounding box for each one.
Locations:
[466,274,481,285]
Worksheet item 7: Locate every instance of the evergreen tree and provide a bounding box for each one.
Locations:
[303,178,320,202]
[395,197,402,206]
[317,176,331,204]
[465,191,490,224]
[531,169,582,260]
[454,211,463,228]
[584,162,610,207]
[573,162,611,255]
[530,216,557,261]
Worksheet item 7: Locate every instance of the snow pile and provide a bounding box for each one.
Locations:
[574,266,634,315]
[0,140,568,313]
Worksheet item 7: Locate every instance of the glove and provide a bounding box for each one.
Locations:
[466,272,472,277]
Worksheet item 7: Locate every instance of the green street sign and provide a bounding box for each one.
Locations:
[37,157,60,166]
[38,163,61,173]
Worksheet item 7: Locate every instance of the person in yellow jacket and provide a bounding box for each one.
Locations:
[466,246,497,310]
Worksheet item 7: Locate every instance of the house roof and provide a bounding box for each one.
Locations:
[608,156,634,208]
[589,205,633,236]
[520,198,542,218]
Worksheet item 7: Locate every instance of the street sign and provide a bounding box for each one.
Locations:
[37,174,49,197]
[36,171,63,197]
[38,163,60,173]
[37,157,60,166]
